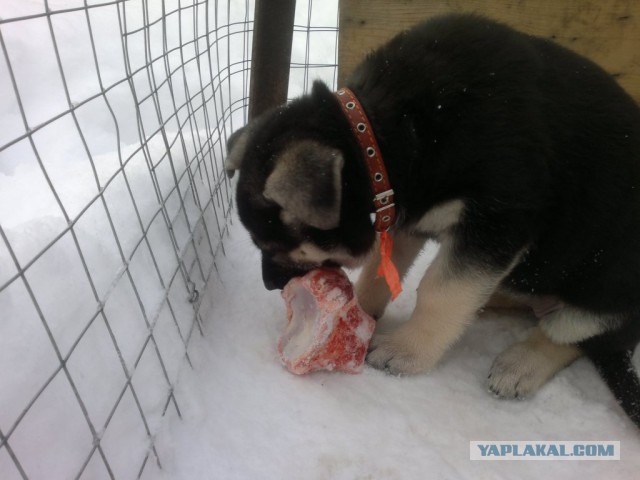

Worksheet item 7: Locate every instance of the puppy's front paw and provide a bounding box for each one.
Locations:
[487,343,544,399]
[487,331,580,400]
[366,328,436,375]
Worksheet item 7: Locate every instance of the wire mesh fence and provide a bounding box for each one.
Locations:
[289,0,339,98]
[0,0,337,478]
[0,0,252,477]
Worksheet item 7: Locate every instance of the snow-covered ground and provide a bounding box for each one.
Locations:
[151,216,640,480]
[1,0,639,479]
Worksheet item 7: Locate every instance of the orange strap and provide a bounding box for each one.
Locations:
[376,231,402,300]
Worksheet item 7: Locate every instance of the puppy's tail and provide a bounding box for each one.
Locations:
[584,348,640,429]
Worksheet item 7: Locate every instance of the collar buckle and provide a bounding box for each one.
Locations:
[374,189,394,206]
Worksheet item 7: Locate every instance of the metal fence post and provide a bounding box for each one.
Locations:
[248,0,297,119]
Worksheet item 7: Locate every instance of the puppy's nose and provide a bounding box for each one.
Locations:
[261,253,307,290]
[263,275,284,291]
[261,254,294,290]
[262,268,292,290]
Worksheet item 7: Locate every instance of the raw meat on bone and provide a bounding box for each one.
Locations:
[278,268,376,375]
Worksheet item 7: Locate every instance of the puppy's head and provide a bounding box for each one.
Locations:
[225,81,376,289]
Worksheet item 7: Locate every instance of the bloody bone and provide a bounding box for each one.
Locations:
[278,268,376,375]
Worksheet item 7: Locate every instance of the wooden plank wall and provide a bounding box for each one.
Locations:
[338,0,640,102]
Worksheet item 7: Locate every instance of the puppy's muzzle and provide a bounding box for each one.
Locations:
[261,253,308,290]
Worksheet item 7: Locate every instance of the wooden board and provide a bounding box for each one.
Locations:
[338,0,640,102]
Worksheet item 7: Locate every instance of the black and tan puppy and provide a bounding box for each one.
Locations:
[226,14,640,427]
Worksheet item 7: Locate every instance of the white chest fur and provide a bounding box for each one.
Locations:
[413,199,465,236]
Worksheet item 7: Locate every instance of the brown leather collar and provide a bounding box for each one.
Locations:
[334,88,396,232]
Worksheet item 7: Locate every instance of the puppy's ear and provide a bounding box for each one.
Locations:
[224,125,251,178]
[311,80,334,102]
[264,141,343,230]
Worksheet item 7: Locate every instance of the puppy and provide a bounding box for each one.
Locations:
[226,13,640,428]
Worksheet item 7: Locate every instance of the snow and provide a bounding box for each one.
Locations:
[1,0,640,479]
[153,218,640,479]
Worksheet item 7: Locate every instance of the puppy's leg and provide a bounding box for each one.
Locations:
[367,238,511,375]
[538,306,617,345]
[488,326,581,398]
[355,231,425,319]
